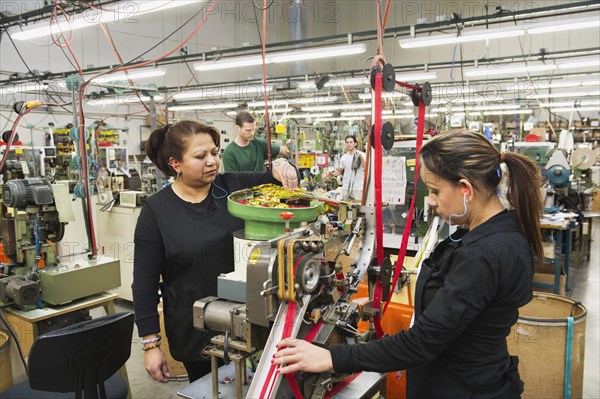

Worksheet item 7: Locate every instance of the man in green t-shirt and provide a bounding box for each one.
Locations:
[222,111,290,172]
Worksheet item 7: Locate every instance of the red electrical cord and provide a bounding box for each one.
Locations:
[261,0,272,170]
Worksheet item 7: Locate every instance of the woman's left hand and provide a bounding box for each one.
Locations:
[272,159,298,190]
[273,338,333,374]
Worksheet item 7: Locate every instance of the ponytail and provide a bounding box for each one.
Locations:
[503,152,544,264]
[145,125,172,176]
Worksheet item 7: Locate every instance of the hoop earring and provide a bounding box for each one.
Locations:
[176,171,182,181]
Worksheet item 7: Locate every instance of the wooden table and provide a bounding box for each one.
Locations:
[538,219,577,294]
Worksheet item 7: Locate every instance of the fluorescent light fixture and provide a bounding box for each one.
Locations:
[464,63,556,77]
[400,25,525,48]
[247,99,290,107]
[270,43,366,63]
[252,107,291,114]
[173,85,272,100]
[527,16,600,35]
[549,107,600,112]
[341,109,414,116]
[557,56,600,69]
[297,77,369,90]
[302,103,372,112]
[293,96,338,104]
[539,100,600,107]
[298,71,438,90]
[392,114,420,120]
[531,90,600,99]
[507,78,600,90]
[89,68,166,83]
[11,1,201,41]
[195,43,366,72]
[468,104,521,111]
[87,95,163,105]
[396,72,439,81]
[168,103,239,111]
[247,97,338,107]
[358,92,408,100]
[0,82,47,95]
[482,109,533,116]
[195,55,266,71]
[431,104,522,113]
[314,117,366,122]
[399,16,600,49]
[283,113,334,119]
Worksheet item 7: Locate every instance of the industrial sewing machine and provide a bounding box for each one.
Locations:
[192,184,390,398]
[0,177,121,308]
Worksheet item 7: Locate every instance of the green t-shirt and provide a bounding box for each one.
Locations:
[222,138,281,172]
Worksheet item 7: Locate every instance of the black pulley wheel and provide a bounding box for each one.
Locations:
[381,257,393,302]
[382,63,396,92]
[381,122,395,150]
[410,84,421,106]
[370,125,375,149]
[2,130,19,144]
[422,82,433,106]
[370,65,382,90]
[13,101,25,114]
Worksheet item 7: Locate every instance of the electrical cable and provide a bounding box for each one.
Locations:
[115,2,215,71]
[82,0,218,88]
[97,22,152,115]
[254,0,272,170]
[0,310,28,374]
[0,22,72,112]
[511,16,559,140]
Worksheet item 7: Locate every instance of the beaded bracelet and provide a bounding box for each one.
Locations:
[139,335,161,345]
[142,342,161,351]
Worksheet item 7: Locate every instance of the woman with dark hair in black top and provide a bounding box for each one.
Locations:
[273,130,543,399]
[133,120,297,383]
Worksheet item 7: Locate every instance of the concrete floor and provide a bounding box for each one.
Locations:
[112,222,600,399]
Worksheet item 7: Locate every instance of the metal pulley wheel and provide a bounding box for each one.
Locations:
[295,256,321,294]
[380,257,393,302]
[382,63,396,92]
[381,122,395,150]
[410,82,433,106]
[370,65,382,90]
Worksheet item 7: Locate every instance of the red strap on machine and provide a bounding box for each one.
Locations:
[284,320,324,398]
[383,101,426,316]
[371,71,386,339]
[372,98,427,336]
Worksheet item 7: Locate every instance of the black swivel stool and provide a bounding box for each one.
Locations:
[1,312,133,399]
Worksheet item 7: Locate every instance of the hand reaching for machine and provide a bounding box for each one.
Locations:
[272,159,298,190]
[272,338,334,374]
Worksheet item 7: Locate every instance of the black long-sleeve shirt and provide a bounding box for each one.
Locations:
[132,172,277,361]
[330,210,533,398]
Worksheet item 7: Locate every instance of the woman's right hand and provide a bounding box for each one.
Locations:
[144,348,170,382]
